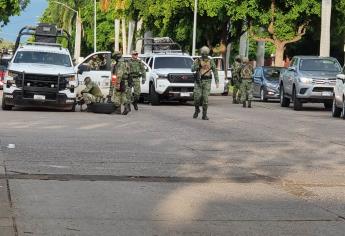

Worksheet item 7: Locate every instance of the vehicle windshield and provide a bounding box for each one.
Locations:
[13,51,72,67]
[263,68,282,80]
[299,59,341,72]
[154,57,193,69]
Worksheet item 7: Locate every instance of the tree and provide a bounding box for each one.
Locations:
[0,0,30,27]
[249,0,320,66]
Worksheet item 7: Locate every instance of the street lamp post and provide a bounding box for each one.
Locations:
[52,1,81,61]
[94,0,97,53]
[192,0,197,56]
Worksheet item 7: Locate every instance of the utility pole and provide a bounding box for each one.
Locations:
[192,0,198,56]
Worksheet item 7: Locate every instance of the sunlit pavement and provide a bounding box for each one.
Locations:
[0,91,344,235]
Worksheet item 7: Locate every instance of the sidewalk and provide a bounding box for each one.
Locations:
[0,153,15,236]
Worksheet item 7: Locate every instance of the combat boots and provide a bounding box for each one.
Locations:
[122,104,131,115]
[202,108,209,120]
[193,106,200,119]
[133,99,138,111]
[248,101,252,108]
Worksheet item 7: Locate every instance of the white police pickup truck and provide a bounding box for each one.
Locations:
[1,24,77,111]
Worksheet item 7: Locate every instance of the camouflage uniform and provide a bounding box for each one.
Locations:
[192,46,219,120]
[81,78,103,104]
[231,56,242,104]
[88,56,106,70]
[111,52,131,115]
[239,58,254,108]
[128,53,146,110]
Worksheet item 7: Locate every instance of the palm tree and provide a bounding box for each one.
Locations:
[320,0,332,57]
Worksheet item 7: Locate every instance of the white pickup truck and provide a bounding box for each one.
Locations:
[2,24,77,111]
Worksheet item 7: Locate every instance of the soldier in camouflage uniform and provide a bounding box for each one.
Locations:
[239,57,254,108]
[192,46,219,120]
[111,51,131,115]
[88,54,106,70]
[128,50,146,111]
[231,55,242,104]
[80,77,103,109]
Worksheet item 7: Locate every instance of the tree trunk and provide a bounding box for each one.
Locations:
[239,31,248,58]
[74,15,82,61]
[256,41,265,67]
[121,18,127,55]
[114,19,120,52]
[320,0,332,56]
[274,42,285,67]
[127,20,135,54]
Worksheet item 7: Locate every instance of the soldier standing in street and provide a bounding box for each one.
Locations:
[128,50,146,111]
[111,51,131,115]
[239,57,254,108]
[192,46,219,120]
[231,55,242,104]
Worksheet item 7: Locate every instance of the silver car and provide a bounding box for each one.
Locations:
[279,56,342,110]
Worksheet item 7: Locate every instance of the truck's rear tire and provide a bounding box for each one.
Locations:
[150,83,160,106]
[1,97,13,110]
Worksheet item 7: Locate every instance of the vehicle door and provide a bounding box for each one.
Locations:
[286,58,297,95]
[210,57,225,94]
[76,52,112,96]
[253,68,263,96]
[336,67,345,104]
[140,60,151,95]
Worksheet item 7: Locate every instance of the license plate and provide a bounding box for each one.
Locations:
[321,91,332,97]
[180,92,190,97]
[34,95,46,100]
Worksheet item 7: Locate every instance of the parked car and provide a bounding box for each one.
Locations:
[253,66,285,101]
[332,67,345,118]
[279,56,342,110]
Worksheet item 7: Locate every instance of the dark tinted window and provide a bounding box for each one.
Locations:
[14,51,72,67]
[154,57,193,69]
[263,68,282,80]
[300,59,341,72]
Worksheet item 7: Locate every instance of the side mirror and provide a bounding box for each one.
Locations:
[288,66,296,72]
[77,64,90,74]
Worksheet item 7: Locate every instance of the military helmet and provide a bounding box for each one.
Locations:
[84,77,91,85]
[235,55,242,62]
[242,57,249,63]
[200,46,210,56]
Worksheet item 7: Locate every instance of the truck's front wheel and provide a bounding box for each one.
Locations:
[150,83,160,106]
[1,96,13,110]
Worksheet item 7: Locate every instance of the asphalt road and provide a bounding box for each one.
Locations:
[0,92,345,236]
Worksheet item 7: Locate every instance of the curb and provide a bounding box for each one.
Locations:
[0,152,15,236]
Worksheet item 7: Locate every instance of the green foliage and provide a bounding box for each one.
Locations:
[0,0,30,27]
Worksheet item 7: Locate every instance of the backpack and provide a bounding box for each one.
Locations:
[241,64,253,79]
